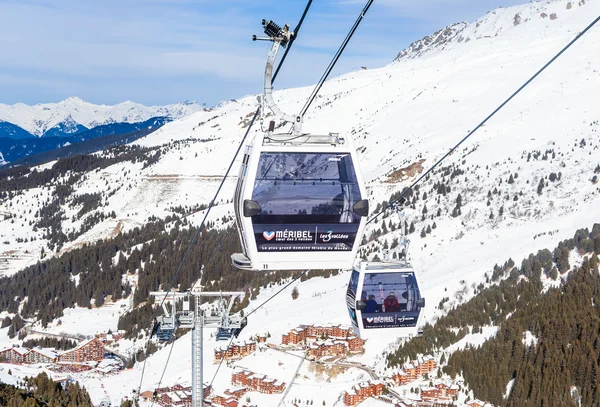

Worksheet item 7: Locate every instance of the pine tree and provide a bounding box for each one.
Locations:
[537,178,545,195]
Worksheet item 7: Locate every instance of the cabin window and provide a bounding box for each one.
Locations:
[361,272,422,313]
[251,152,362,224]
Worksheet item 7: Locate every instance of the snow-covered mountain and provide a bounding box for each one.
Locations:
[0,97,204,137]
[395,0,582,60]
[1,0,598,299]
[1,0,599,405]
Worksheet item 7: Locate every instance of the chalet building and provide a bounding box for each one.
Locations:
[390,355,437,386]
[0,346,28,364]
[155,384,211,407]
[415,355,437,374]
[214,341,256,363]
[282,327,306,345]
[224,387,247,399]
[420,383,460,405]
[95,332,123,344]
[159,389,192,406]
[304,324,353,340]
[435,383,459,398]
[308,340,347,358]
[283,324,365,357]
[282,324,356,345]
[60,337,104,363]
[212,394,239,407]
[346,336,366,353]
[24,348,58,364]
[343,381,385,406]
[231,369,285,394]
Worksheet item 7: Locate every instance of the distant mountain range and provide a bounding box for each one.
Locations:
[0,97,204,138]
[0,116,171,165]
[0,98,204,164]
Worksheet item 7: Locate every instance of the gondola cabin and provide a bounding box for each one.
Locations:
[231,132,369,271]
[346,261,425,339]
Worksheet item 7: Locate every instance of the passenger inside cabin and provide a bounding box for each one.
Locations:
[383,292,401,312]
[364,295,378,313]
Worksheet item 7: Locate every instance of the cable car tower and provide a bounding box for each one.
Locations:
[149,287,245,407]
[232,19,369,272]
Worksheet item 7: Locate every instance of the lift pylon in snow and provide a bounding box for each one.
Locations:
[346,260,425,340]
[231,18,369,271]
[149,289,245,407]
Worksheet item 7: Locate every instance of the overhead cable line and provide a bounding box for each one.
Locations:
[367,15,600,226]
[208,0,378,390]
[208,269,309,388]
[299,0,375,118]
[136,0,314,398]
[208,0,377,389]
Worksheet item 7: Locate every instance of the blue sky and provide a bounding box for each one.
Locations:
[0,0,526,106]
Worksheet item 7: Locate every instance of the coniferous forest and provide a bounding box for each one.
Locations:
[0,217,332,338]
[0,372,92,407]
[386,224,600,406]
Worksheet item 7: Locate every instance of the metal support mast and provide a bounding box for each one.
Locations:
[149,289,245,407]
[191,294,203,407]
[253,19,303,135]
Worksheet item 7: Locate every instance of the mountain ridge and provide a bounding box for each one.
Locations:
[0,97,205,138]
[394,0,588,61]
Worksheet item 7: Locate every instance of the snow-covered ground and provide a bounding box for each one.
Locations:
[1,0,600,406]
[28,299,130,338]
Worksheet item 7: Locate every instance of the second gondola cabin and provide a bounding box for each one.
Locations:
[346,261,425,339]
[231,131,369,271]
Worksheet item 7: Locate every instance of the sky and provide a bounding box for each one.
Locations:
[0,0,528,107]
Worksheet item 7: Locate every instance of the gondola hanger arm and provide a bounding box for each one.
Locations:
[254,19,304,135]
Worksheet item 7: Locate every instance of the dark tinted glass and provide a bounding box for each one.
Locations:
[361,272,422,313]
[251,152,362,224]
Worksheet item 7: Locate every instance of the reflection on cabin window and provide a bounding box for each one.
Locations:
[360,272,421,313]
[252,152,362,224]
[346,269,360,323]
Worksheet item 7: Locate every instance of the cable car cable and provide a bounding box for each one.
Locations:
[136,0,314,398]
[273,0,313,81]
[149,332,178,407]
[208,269,309,388]
[366,15,600,226]
[299,0,375,118]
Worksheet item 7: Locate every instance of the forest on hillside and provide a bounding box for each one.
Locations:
[386,223,600,406]
[0,215,333,340]
[0,372,92,407]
